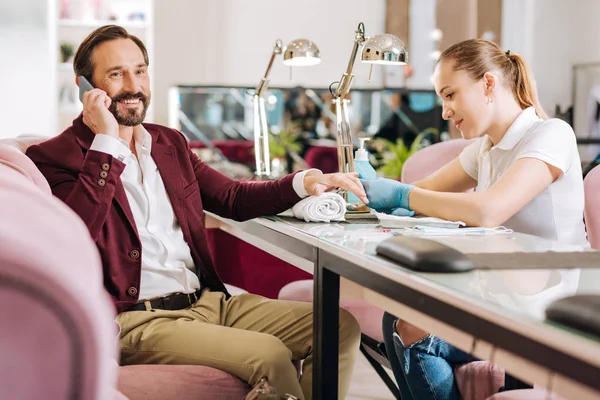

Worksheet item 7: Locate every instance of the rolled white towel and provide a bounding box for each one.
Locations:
[292,192,346,222]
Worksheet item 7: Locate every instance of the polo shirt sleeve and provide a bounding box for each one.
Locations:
[516,119,577,174]
[459,138,482,180]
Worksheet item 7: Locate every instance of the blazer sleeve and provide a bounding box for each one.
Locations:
[187,145,301,221]
[27,144,126,242]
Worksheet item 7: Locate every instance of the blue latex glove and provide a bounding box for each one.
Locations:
[360,178,416,216]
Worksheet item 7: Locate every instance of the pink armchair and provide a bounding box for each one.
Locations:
[584,164,600,249]
[0,143,123,399]
[0,139,251,399]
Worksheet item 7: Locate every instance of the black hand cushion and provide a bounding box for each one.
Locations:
[546,295,600,337]
[376,236,474,273]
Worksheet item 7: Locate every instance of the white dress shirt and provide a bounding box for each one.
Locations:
[90,128,314,300]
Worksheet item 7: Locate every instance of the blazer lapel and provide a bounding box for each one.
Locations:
[147,128,186,224]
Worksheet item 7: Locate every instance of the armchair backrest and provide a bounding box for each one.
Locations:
[401,139,473,183]
[0,140,120,399]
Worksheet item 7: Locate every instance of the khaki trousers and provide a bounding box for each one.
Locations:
[117,290,361,400]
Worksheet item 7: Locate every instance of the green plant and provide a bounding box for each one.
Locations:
[60,42,74,63]
[269,121,303,159]
[374,128,440,179]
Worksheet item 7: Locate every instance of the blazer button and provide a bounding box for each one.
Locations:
[129,249,140,259]
[102,163,110,171]
[127,286,138,296]
[99,171,108,178]
[97,178,106,187]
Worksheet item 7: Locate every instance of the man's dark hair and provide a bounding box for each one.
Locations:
[73,25,149,84]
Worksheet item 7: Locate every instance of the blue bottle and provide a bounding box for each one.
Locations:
[348,138,376,204]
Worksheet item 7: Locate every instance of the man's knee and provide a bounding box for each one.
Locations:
[339,308,361,343]
[253,335,295,373]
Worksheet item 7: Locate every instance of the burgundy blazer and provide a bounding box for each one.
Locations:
[27,116,301,313]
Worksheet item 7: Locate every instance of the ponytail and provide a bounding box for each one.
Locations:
[509,53,548,119]
[439,39,548,119]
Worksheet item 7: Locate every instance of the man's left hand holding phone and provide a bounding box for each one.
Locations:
[78,76,119,140]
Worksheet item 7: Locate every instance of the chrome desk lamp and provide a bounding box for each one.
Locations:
[330,22,408,201]
[254,39,321,180]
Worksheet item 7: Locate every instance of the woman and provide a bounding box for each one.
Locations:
[362,39,589,400]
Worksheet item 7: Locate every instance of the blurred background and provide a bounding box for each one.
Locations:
[2,0,600,179]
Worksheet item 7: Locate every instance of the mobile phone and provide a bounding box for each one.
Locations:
[78,76,95,103]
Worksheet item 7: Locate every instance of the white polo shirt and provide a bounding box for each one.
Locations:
[459,107,589,247]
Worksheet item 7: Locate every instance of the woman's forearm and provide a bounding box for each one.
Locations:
[408,188,497,227]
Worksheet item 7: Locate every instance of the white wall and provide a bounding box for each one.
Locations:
[532,0,600,115]
[152,0,385,125]
[503,0,600,117]
[0,0,57,138]
[407,0,437,89]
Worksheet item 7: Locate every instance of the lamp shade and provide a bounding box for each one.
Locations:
[361,33,408,65]
[283,39,321,66]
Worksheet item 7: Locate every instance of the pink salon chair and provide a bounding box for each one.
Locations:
[584,164,600,249]
[401,138,473,183]
[0,139,252,400]
[0,143,125,399]
[486,389,566,400]
[304,145,339,174]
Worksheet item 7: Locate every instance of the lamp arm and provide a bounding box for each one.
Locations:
[334,23,366,98]
[256,39,283,97]
[253,40,283,179]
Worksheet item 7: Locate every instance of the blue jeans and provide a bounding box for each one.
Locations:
[382,312,474,400]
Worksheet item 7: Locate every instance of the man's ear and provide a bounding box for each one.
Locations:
[483,72,496,95]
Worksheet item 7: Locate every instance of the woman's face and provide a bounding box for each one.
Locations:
[433,60,495,139]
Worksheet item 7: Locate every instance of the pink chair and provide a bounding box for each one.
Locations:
[0,144,124,399]
[486,389,566,400]
[584,164,600,249]
[0,139,251,399]
[304,145,339,174]
[401,138,473,183]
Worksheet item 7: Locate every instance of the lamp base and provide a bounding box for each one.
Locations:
[345,203,377,220]
[346,203,370,213]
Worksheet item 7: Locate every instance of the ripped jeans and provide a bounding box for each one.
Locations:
[382,312,475,400]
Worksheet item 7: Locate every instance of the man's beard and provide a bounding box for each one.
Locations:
[109,91,151,126]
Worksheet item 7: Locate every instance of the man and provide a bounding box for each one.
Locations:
[27,25,367,399]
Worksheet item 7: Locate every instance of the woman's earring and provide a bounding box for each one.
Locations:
[488,95,494,104]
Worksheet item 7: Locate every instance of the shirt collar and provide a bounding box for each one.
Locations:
[134,125,152,152]
[484,107,540,151]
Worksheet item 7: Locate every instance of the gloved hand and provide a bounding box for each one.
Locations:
[360,178,416,216]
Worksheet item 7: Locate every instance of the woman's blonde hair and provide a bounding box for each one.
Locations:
[439,39,548,119]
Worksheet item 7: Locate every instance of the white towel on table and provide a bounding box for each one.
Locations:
[292,192,346,222]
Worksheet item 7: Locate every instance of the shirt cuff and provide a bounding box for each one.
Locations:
[90,134,131,163]
[292,169,322,198]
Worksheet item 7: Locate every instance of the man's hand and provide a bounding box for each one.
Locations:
[303,171,368,204]
[82,88,119,138]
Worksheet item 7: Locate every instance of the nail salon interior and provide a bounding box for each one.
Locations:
[3,1,600,400]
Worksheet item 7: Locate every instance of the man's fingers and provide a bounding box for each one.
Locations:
[330,174,368,204]
[347,174,364,192]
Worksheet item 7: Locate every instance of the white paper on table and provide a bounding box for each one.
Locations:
[376,212,466,229]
